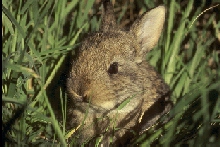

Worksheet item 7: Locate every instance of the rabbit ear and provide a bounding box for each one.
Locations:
[131,6,165,58]
[100,0,118,31]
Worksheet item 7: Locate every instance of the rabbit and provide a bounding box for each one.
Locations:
[66,0,171,146]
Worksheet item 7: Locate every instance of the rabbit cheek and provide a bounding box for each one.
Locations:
[82,83,116,110]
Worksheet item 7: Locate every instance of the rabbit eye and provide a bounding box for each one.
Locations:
[108,62,118,74]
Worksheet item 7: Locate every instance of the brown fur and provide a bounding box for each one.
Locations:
[66,0,170,146]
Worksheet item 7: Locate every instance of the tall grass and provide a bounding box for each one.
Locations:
[2,0,220,146]
[2,0,97,146]
[134,0,220,146]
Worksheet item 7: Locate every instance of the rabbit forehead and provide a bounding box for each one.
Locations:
[80,31,139,58]
[73,31,138,74]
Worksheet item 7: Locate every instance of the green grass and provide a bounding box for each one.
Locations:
[2,0,220,146]
[2,0,97,146]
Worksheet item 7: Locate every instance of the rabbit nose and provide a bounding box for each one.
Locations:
[82,94,88,102]
[82,91,91,103]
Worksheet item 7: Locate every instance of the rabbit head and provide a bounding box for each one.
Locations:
[66,0,170,145]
